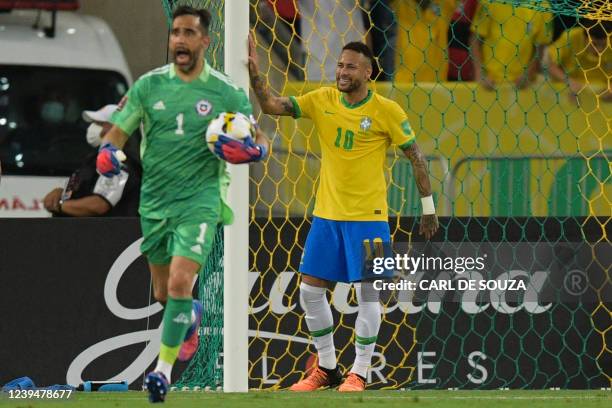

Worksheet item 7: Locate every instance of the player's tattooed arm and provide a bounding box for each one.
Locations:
[403,143,431,197]
[248,32,295,117]
[250,74,294,116]
[403,142,439,240]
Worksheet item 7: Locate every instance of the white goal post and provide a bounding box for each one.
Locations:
[223,0,250,393]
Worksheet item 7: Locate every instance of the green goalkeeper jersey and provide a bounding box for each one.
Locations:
[111,61,252,219]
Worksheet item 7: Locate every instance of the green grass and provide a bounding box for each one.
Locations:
[1,390,611,408]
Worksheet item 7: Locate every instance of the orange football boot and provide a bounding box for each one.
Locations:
[289,366,343,391]
[338,372,366,392]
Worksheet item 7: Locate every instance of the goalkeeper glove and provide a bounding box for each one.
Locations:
[214,135,268,164]
[96,143,125,177]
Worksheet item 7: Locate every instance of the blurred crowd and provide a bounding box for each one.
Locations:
[255,0,612,97]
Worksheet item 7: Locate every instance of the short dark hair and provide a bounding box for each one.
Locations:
[172,5,211,34]
[342,42,374,66]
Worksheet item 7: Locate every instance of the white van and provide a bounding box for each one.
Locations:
[0,4,132,217]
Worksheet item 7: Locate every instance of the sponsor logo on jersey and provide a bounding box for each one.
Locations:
[360,116,372,131]
[195,100,213,116]
[153,101,166,110]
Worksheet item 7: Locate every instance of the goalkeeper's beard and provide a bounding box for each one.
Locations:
[173,49,201,74]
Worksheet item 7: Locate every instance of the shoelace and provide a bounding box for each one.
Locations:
[345,374,364,387]
[304,368,328,385]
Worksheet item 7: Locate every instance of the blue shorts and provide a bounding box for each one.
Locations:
[299,216,392,283]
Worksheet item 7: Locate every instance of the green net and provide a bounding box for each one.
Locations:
[160,0,611,389]
[161,0,225,389]
[490,0,612,20]
[173,226,224,389]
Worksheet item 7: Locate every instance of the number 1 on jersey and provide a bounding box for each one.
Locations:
[175,113,185,135]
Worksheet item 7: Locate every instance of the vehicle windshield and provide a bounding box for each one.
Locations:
[0,66,128,176]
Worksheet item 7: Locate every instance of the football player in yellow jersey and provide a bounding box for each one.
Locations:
[547,20,612,103]
[248,35,439,392]
[470,1,553,89]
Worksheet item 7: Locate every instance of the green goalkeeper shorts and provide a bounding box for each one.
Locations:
[140,212,217,266]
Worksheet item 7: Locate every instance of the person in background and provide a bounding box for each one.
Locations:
[364,0,397,81]
[299,0,366,81]
[43,104,141,217]
[470,0,553,90]
[257,0,304,79]
[266,0,300,36]
[551,0,579,42]
[546,19,612,103]
[394,0,458,82]
[447,0,478,81]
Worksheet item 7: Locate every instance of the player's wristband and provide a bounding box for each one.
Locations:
[421,195,435,215]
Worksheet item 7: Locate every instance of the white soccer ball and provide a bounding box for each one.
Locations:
[205,112,255,156]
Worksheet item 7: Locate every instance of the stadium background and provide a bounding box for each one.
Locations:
[0,0,609,394]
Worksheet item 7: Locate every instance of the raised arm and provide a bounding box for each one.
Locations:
[248,32,296,116]
[403,142,439,240]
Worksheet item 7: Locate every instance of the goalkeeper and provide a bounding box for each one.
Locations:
[248,35,438,391]
[97,7,268,403]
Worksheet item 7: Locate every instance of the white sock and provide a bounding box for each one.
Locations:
[351,283,381,379]
[154,359,173,383]
[300,282,337,370]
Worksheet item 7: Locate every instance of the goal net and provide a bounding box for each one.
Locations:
[161,0,611,390]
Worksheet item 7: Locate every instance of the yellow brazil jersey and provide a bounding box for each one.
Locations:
[289,87,416,221]
[471,1,553,82]
[548,27,612,85]
[395,0,457,82]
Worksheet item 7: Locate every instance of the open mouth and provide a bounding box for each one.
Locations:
[175,49,191,64]
[338,78,351,87]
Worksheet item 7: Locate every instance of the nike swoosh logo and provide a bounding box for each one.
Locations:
[324,110,335,115]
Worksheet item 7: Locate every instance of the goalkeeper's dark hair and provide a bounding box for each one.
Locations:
[172,5,211,34]
[342,42,374,67]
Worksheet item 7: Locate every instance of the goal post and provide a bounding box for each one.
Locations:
[161,0,250,392]
[223,0,250,393]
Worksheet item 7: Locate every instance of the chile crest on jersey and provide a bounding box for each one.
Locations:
[195,99,213,116]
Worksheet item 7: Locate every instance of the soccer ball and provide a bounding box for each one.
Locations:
[205,112,255,155]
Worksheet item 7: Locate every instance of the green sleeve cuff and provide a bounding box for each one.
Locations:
[112,121,133,138]
[399,138,416,150]
[289,96,301,119]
